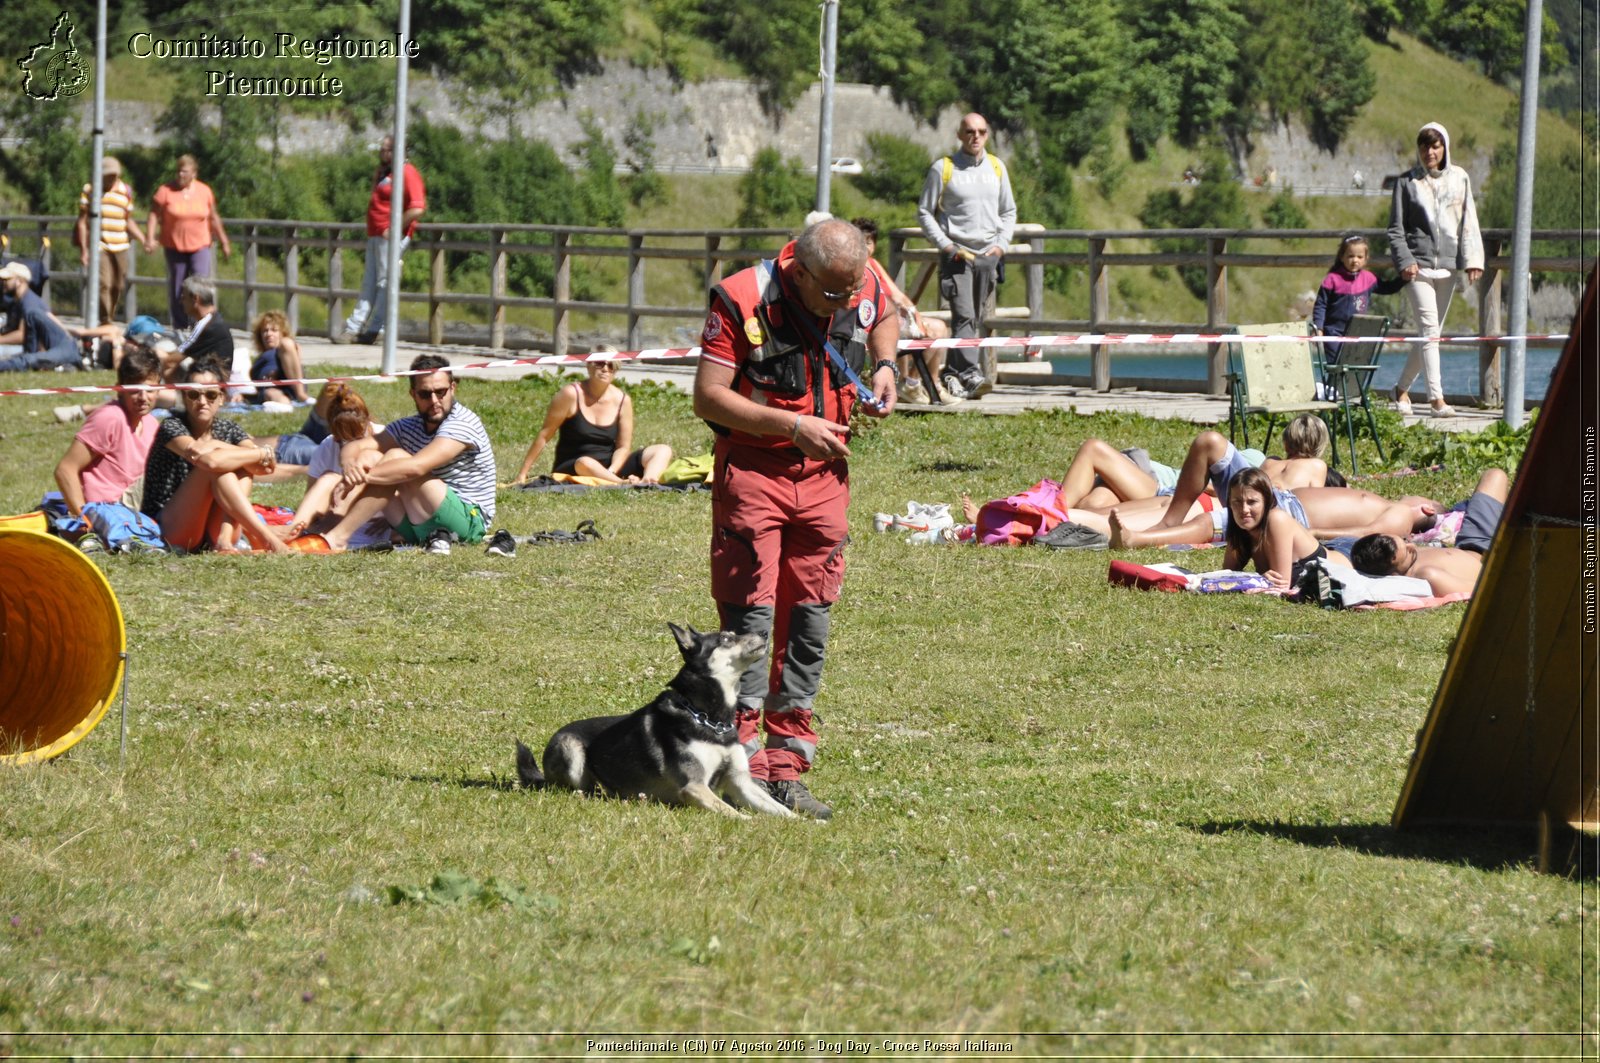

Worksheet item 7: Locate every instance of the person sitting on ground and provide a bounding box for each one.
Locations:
[246,309,311,405]
[0,262,79,372]
[314,354,497,553]
[276,385,393,550]
[1350,468,1508,596]
[1221,467,1347,591]
[53,349,163,525]
[139,356,293,554]
[850,217,950,403]
[509,346,672,486]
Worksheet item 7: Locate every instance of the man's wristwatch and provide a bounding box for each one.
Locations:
[873,360,896,376]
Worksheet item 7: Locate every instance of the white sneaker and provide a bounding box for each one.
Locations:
[1392,388,1413,415]
[899,377,927,404]
[873,512,896,533]
[1431,403,1456,418]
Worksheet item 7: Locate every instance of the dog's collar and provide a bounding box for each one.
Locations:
[665,689,738,739]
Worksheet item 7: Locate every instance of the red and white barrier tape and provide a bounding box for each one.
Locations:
[0,332,1570,398]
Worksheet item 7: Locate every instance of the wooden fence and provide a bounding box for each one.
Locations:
[2,215,1591,402]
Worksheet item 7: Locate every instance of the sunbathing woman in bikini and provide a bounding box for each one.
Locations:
[1221,467,1346,590]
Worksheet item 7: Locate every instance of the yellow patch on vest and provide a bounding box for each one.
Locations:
[743,316,764,346]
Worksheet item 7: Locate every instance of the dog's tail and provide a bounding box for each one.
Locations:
[514,739,547,790]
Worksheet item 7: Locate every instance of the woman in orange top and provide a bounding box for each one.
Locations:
[144,155,232,329]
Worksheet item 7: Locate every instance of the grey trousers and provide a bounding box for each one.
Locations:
[939,251,999,379]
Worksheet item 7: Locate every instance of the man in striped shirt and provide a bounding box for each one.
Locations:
[76,157,148,328]
[318,354,497,552]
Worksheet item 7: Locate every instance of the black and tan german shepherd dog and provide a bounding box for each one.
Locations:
[515,624,795,818]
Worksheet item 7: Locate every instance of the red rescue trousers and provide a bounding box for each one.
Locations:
[711,440,848,781]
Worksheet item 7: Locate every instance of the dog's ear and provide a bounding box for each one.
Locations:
[668,622,697,654]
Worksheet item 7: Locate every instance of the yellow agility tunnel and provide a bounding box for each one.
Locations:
[0,524,125,765]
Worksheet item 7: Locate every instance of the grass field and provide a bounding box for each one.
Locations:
[0,365,1589,1058]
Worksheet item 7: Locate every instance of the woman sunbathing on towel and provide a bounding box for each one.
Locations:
[509,346,673,486]
[1221,468,1347,591]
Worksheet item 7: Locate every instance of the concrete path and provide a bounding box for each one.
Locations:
[292,332,1508,435]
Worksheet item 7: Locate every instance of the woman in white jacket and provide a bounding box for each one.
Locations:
[1386,121,1484,418]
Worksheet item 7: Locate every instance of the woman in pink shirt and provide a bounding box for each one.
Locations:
[144,155,232,329]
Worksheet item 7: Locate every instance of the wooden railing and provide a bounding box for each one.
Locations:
[3,215,1591,402]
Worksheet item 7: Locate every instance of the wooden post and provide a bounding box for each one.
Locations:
[888,230,905,288]
[1023,228,1045,361]
[1088,237,1110,391]
[1205,235,1228,395]
[489,227,506,350]
[242,223,259,325]
[1479,236,1505,408]
[284,226,300,333]
[37,223,51,304]
[327,234,343,340]
[429,239,445,346]
[124,250,138,320]
[553,229,571,358]
[627,233,645,352]
[703,233,723,292]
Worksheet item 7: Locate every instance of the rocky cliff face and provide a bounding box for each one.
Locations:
[85,62,968,172]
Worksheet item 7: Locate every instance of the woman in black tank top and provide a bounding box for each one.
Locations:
[508,350,674,485]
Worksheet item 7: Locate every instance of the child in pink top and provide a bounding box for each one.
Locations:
[53,350,162,516]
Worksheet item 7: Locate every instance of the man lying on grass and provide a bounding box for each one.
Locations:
[1349,468,1508,596]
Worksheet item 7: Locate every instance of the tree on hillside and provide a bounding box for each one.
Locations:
[655,0,816,114]
[837,0,953,124]
[1126,0,1247,149]
[413,0,619,108]
[1405,0,1568,82]
[984,0,1125,166]
[1237,0,1375,150]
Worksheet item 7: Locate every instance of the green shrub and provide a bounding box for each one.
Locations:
[854,133,932,206]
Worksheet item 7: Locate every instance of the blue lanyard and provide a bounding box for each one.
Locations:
[789,300,885,412]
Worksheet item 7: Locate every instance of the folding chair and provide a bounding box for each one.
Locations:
[1320,313,1390,476]
[1226,321,1340,464]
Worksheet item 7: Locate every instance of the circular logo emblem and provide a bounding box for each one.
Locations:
[47,51,89,98]
[857,300,877,329]
[701,312,722,344]
[743,316,764,345]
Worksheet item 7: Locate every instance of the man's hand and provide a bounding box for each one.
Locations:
[863,364,896,419]
[1401,264,1419,281]
[792,414,852,460]
[981,246,1004,258]
[1466,268,1483,284]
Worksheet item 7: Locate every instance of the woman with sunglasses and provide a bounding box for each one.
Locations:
[140,356,293,554]
[509,344,673,485]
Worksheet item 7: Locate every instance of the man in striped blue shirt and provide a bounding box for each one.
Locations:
[320,354,496,552]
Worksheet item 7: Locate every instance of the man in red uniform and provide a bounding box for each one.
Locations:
[336,136,426,345]
[692,218,898,820]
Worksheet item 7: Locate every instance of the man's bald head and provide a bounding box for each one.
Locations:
[957,113,990,157]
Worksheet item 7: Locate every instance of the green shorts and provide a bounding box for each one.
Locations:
[397,487,488,545]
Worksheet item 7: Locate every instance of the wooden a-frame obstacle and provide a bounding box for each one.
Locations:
[1393,267,1599,867]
